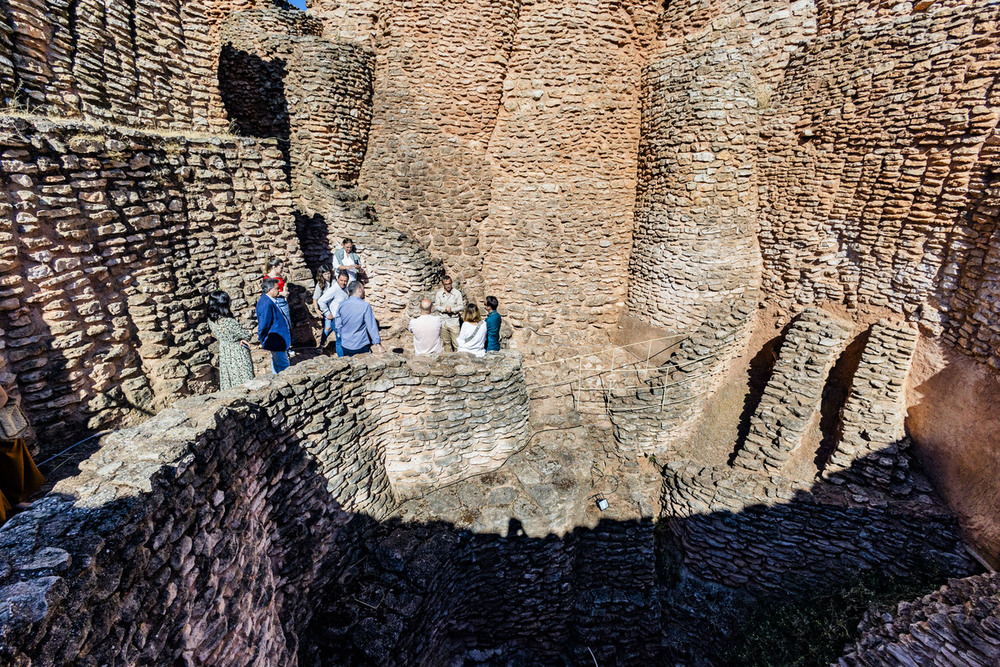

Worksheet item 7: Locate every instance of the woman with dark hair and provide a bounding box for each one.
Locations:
[263,257,292,327]
[484,295,502,352]
[207,291,255,390]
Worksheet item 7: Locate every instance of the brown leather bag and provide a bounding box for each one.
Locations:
[0,404,29,440]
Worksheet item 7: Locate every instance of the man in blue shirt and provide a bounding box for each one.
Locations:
[484,295,502,352]
[337,281,384,356]
[256,277,292,373]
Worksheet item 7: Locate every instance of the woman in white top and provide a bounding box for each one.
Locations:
[456,303,487,357]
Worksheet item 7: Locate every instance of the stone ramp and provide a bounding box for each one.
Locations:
[734,308,854,473]
[823,319,919,488]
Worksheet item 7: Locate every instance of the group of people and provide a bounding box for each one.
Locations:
[409,275,502,358]
[205,239,504,391]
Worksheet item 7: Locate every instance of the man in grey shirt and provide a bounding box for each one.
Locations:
[432,275,464,352]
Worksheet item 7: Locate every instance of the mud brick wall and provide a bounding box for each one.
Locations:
[0,352,531,665]
[661,459,976,598]
[839,571,1000,666]
[0,0,244,130]
[757,1,1000,367]
[0,116,307,456]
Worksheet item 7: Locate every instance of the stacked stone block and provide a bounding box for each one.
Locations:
[0,0,232,131]
[661,460,975,598]
[0,116,306,455]
[757,1,1000,368]
[482,0,658,335]
[824,319,919,489]
[296,177,444,329]
[839,571,1000,666]
[219,9,375,192]
[0,351,531,665]
[305,517,665,666]
[608,295,758,457]
[734,308,854,473]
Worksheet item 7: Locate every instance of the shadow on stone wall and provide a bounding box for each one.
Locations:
[0,416,981,666]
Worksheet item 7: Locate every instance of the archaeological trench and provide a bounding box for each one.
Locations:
[3,0,1000,665]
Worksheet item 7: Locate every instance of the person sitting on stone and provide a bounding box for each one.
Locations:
[206,290,255,390]
[333,238,368,285]
[456,302,487,358]
[337,281,384,357]
[257,277,292,374]
[318,270,351,356]
[0,385,44,524]
[433,275,464,352]
[484,295,502,352]
[409,298,442,355]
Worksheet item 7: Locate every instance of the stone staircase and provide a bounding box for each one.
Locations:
[733,308,854,473]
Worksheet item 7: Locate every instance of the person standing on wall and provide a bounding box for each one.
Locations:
[0,385,44,524]
[409,298,442,355]
[257,277,292,374]
[484,295,502,352]
[337,281,384,357]
[207,291,256,390]
[318,270,351,357]
[333,238,368,285]
[433,275,464,352]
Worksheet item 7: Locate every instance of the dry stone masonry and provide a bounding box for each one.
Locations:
[0,353,530,665]
[3,0,1000,664]
[0,116,306,455]
[733,308,854,473]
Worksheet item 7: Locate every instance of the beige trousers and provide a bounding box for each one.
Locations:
[440,320,461,352]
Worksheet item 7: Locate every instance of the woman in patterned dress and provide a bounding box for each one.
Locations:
[206,291,256,391]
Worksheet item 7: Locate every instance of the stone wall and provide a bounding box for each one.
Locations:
[0,116,306,455]
[219,7,375,194]
[0,352,530,665]
[757,0,1000,369]
[0,0,244,130]
[839,570,1000,666]
[661,456,975,598]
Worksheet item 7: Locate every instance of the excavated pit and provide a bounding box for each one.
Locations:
[3,0,1000,665]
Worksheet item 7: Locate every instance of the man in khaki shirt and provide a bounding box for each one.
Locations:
[432,275,464,352]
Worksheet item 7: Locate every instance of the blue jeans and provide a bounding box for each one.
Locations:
[271,350,289,374]
[343,344,371,357]
[322,317,345,356]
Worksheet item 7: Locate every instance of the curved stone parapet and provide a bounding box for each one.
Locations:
[0,351,530,665]
[609,29,763,455]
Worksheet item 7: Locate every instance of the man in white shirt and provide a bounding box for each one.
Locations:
[432,275,464,352]
[409,299,442,355]
[318,271,350,356]
[333,238,368,284]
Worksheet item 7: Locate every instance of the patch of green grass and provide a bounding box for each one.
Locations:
[715,562,948,667]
